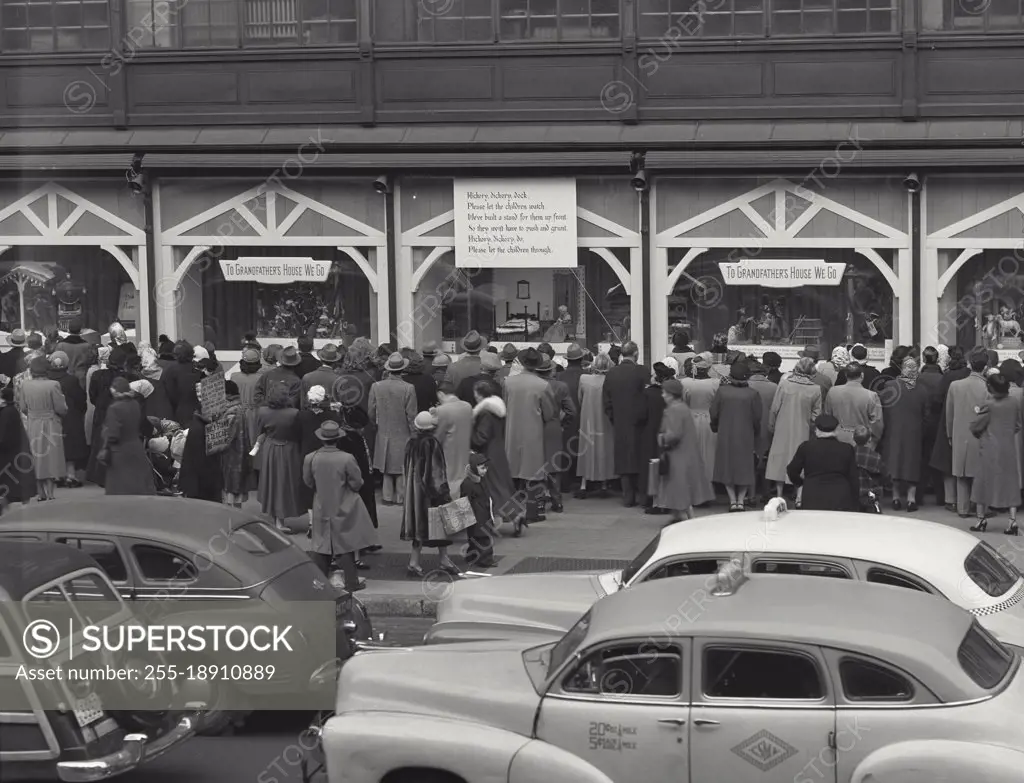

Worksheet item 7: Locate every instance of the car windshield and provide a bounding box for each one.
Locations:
[549,611,592,673]
[621,534,661,586]
[958,621,1014,690]
[964,542,1021,598]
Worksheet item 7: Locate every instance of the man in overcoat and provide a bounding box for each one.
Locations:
[946,347,991,517]
[538,354,575,512]
[300,343,342,408]
[445,330,485,389]
[368,352,417,505]
[503,347,556,523]
[254,346,303,408]
[494,343,518,388]
[433,382,473,498]
[823,362,884,447]
[559,343,586,490]
[456,350,501,405]
[602,341,648,506]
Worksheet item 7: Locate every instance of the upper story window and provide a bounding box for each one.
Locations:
[923,0,1024,31]
[1,0,110,52]
[125,0,357,48]
[374,0,620,43]
[638,0,897,38]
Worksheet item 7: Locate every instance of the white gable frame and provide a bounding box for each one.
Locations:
[651,178,912,361]
[156,182,389,348]
[396,205,645,357]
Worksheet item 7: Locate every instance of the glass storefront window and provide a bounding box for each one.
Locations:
[668,249,893,353]
[921,0,1024,32]
[951,250,1024,350]
[413,249,631,350]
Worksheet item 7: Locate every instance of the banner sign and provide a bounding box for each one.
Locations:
[454,179,578,268]
[719,260,846,287]
[221,258,331,284]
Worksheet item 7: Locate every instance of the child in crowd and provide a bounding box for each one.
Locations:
[853,425,885,513]
[460,452,497,568]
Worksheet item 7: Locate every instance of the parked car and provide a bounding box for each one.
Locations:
[0,496,373,736]
[0,540,199,781]
[312,566,1024,783]
[426,502,1024,648]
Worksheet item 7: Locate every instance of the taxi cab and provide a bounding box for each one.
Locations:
[0,542,198,781]
[312,562,1024,783]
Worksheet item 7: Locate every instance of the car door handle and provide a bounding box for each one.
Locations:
[657,718,687,727]
[693,719,720,727]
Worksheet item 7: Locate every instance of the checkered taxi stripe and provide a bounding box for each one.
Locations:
[969,581,1024,617]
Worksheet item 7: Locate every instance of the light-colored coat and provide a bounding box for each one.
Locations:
[656,399,714,511]
[971,395,1022,508]
[503,370,556,481]
[681,376,719,484]
[823,380,883,447]
[766,374,823,484]
[368,376,416,475]
[434,397,473,497]
[946,372,990,478]
[20,376,67,480]
[445,354,482,391]
[576,374,615,482]
[748,374,777,456]
[303,446,379,556]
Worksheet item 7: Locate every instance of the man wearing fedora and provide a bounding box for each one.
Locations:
[0,328,27,379]
[295,336,321,378]
[494,343,518,388]
[303,419,379,593]
[254,345,303,408]
[420,341,440,363]
[559,343,586,490]
[603,341,648,507]
[368,352,417,505]
[456,349,501,406]
[301,343,343,408]
[446,330,485,389]
[503,347,557,523]
[400,348,438,413]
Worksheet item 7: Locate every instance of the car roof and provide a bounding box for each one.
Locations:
[0,541,100,600]
[586,574,985,702]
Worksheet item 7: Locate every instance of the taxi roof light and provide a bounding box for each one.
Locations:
[764,497,788,521]
[711,559,748,596]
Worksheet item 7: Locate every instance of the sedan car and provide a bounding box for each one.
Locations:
[312,567,1024,783]
[427,503,1024,649]
[0,496,373,735]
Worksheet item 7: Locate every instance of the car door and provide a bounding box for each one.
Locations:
[536,638,691,783]
[50,535,134,601]
[689,639,836,783]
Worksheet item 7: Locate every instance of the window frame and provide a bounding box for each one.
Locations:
[52,535,130,585]
[696,640,830,704]
[131,544,199,585]
[822,647,940,706]
[837,655,916,703]
[22,566,127,635]
[749,555,854,580]
[934,0,1024,34]
[550,637,691,704]
[855,561,939,595]
[0,0,111,54]
[629,552,733,586]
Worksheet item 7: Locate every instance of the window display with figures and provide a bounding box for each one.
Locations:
[668,249,894,352]
[955,251,1024,350]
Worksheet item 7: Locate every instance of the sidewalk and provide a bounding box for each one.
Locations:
[47,485,1024,619]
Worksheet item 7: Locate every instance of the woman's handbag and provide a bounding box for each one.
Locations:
[437,497,476,536]
[658,450,670,476]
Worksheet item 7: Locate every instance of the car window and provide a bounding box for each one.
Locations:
[839,658,914,701]
[865,567,930,593]
[644,558,724,581]
[958,622,1014,690]
[133,545,198,582]
[704,647,824,700]
[230,522,292,555]
[964,542,1020,598]
[550,612,591,673]
[564,643,682,698]
[752,560,850,579]
[63,574,120,625]
[55,537,128,582]
[622,534,661,584]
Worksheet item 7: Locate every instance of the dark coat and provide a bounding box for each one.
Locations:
[254,365,303,409]
[296,352,320,379]
[406,370,440,412]
[636,383,666,499]
[55,335,93,388]
[337,411,377,529]
[544,376,576,473]
[471,396,517,524]
[786,437,859,511]
[101,398,156,496]
[300,366,341,408]
[178,412,224,502]
[296,407,342,512]
[0,347,25,379]
[50,368,88,464]
[602,359,647,475]
[859,363,881,390]
[162,360,202,425]
[710,382,762,486]
[559,364,585,453]
[917,364,944,467]
[929,364,970,474]
[456,373,488,407]
[400,431,451,547]
[881,379,929,483]
[0,403,34,503]
[86,367,129,486]
[140,373,175,422]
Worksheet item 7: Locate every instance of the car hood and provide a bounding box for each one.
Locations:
[336,642,541,736]
[431,573,603,640]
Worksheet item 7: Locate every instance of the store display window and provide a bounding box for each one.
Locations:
[953,250,1024,350]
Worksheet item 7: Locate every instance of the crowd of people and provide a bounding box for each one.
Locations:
[3,319,1022,591]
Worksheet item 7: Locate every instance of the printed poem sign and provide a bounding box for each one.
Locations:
[719,259,846,288]
[454,179,578,268]
[199,372,230,456]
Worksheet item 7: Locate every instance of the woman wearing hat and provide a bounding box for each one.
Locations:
[879,357,929,512]
[576,352,616,499]
[785,414,859,511]
[369,352,417,505]
[297,384,342,512]
[637,361,676,514]
[136,344,174,421]
[681,353,719,487]
[97,376,155,496]
[711,361,763,511]
[256,385,304,530]
[656,379,714,521]
[20,355,68,501]
[178,359,229,504]
[401,411,459,577]
[970,372,1022,534]
[233,346,264,454]
[766,357,823,507]
[304,419,379,591]
[48,350,87,488]
[471,379,518,533]
[162,340,202,426]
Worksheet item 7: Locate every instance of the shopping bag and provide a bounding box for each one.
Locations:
[648,459,661,492]
[438,497,476,536]
[427,507,446,541]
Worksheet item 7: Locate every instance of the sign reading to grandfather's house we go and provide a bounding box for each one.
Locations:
[219,257,331,284]
[454,179,578,268]
[719,259,846,287]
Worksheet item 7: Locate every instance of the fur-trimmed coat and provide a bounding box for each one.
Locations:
[471,395,517,523]
[400,431,451,547]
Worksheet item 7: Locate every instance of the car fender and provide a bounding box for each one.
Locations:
[321,712,531,783]
[508,739,614,783]
[851,740,1024,783]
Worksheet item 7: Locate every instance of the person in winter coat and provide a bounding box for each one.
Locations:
[558,344,586,489]
[681,355,719,486]
[86,346,128,486]
[537,355,574,512]
[999,358,1024,491]
[369,352,417,505]
[402,350,439,413]
[471,380,519,534]
[300,344,343,409]
[218,380,251,508]
[710,362,762,511]
[601,341,647,507]
[255,385,304,530]
[637,361,674,514]
[254,346,303,408]
[503,347,556,520]
[0,384,34,511]
[930,346,970,510]
[20,355,67,501]
[303,420,379,592]
[48,351,86,488]
[162,341,202,426]
[336,401,378,542]
[137,345,174,421]
[296,384,342,512]
[767,357,823,506]
[401,411,458,577]
[445,330,485,388]
[786,414,859,511]
[970,372,1022,535]
[824,361,883,447]
[456,350,500,406]
[177,358,227,503]
[54,317,93,388]
[946,347,991,517]
[881,358,929,511]
[747,360,777,503]
[232,346,264,453]
[656,379,714,521]
[853,425,886,513]
[433,382,473,499]
[460,452,497,569]
[98,377,155,496]
[575,352,616,499]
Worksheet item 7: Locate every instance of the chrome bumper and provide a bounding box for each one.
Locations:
[56,712,199,782]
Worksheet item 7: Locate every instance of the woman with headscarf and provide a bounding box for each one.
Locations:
[880,357,929,511]
[178,358,227,503]
[575,352,616,499]
[0,384,34,511]
[137,343,174,421]
[127,380,156,439]
[711,361,763,511]
[656,379,714,522]
[401,411,459,577]
[97,377,154,496]
[786,413,859,511]
[256,385,304,530]
[217,380,251,509]
[935,344,950,373]
[680,353,719,487]
[819,346,851,387]
[471,379,519,534]
[19,355,67,501]
[637,360,675,514]
[48,351,86,488]
[929,345,970,511]
[86,346,129,486]
[970,372,1022,535]
[766,357,823,506]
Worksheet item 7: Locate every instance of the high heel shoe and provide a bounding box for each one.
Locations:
[907,501,918,512]
[1006,521,1020,536]
[891,498,902,511]
[971,518,988,532]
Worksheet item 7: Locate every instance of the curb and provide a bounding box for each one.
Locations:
[360,594,439,618]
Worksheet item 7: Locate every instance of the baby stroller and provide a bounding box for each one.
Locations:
[146,417,184,496]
